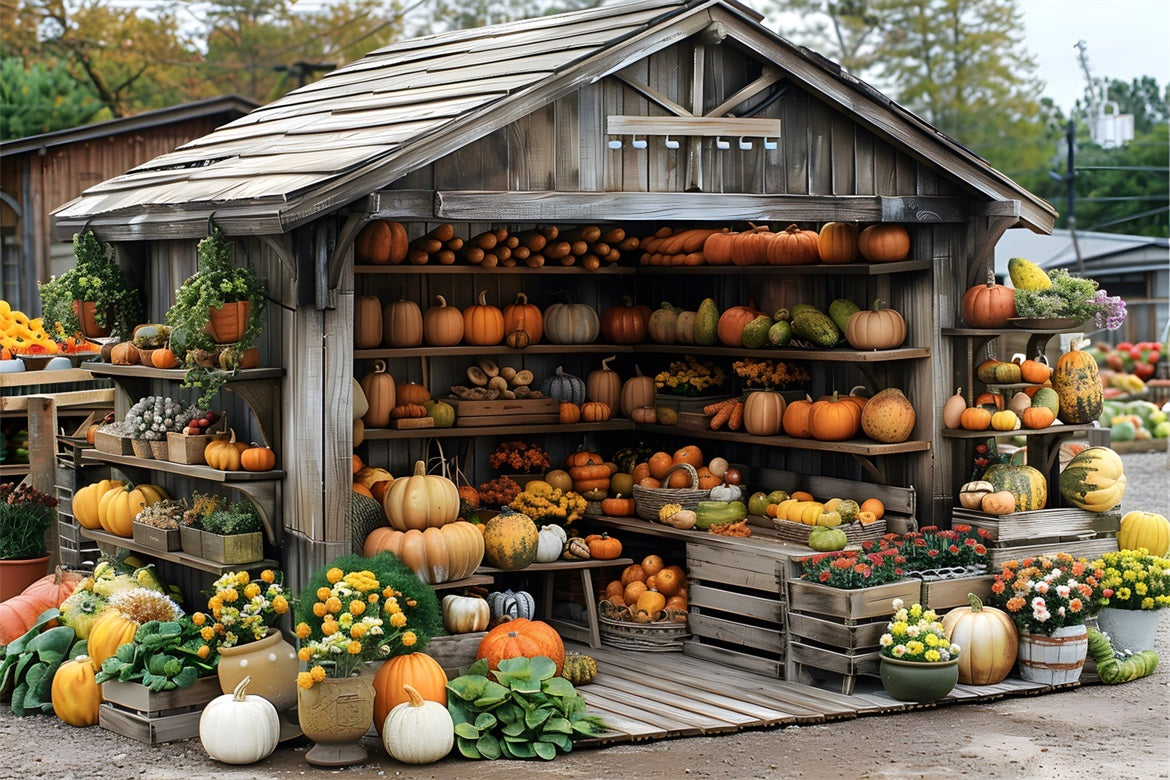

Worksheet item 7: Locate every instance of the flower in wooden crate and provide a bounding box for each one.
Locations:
[192,568,292,651]
[292,553,441,688]
[654,355,727,395]
[488,441,551,473]
[731,358,810,389]
[898,525,993,572]
[879,599,960,663]
[799,546,905,589]
[989,553,1096,635]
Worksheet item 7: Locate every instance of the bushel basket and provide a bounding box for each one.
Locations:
[598,600,690,651]
[632,462,709,521]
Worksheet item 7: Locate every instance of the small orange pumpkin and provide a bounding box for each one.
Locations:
[1021,405,1056,429]
[559,402,581,424]
[960,406,992,431]
[581,401,612,422]
[858,224,910,262]
[240,444,276,472]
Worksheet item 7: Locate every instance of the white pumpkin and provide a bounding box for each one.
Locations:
[441,594,490,634]
[199,676,280,765]
[535,524,567,563]
[382,684,455,764]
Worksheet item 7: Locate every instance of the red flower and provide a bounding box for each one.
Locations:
[991,580,1005,594]
[819,570,831,583]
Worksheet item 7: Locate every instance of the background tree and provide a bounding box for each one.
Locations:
[763,0,889,77]
[0,58,105,138]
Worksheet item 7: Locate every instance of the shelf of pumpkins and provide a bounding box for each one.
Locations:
[355,343,930,362]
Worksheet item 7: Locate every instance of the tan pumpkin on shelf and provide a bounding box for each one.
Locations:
[859,388,916,443]
[586,355,622,412]
[205,433,249,471]
[845,300,906,350]
[360,359,396,428]
[382,460,460,531]
[619,367,656,418]
[743,389,786,436]
[422,294,464,346]
[958,480,995,510]
[980,491,1017,515]
[354,295,383,348]
[942,388,967,429]
[382,297,424,347]
[109,341,140,365]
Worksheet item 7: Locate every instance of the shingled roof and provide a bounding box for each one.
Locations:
[53,0,1056,237]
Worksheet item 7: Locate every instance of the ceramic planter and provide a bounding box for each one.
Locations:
[879,656,959,702]
[73,300,110,338]
[298,675,375,767]
[217,628,300,711]
[1017,624,1088,685]
[1094,607,1162,653]
[208,301,250,344]
[0,555,51,601]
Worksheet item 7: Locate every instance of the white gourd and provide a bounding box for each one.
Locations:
[199,676,280,765]
[382,684,455,764]
[535,524,566,563]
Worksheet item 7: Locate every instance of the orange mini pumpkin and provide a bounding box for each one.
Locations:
[240,444,276,472]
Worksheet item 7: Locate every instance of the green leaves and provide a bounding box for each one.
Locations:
[94,617,216,688]
[0,611,79,717]
[446,655,607,761]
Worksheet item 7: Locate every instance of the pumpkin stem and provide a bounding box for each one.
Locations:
[371,358,387,374]
[785,223,802,234]
[478,289,488,306]
[233,675,251,701]
[434,294,448,307]
[984,269,996,287]
[412,459,426,476]
[515,292,528,305]
[871,298,886,311]
[600,355,615,371]
[967,593,984,612]
[402,683,424,707]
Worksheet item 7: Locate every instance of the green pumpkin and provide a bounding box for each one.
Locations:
[808,525,848,552]
[983,463,1047,512]
[1058,446,1126,512]
[561,652,598,686]
[836,499,860,523]
[1030,387,1060,415]
[693,298,720,346]
[428,400,456,428]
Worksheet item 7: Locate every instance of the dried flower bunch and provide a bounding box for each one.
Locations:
[654,355,727,395]
[489,441,551,473]
[732,358,810,389]
[509,482,588,525]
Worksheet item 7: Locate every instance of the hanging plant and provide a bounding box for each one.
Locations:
[165,228,268,407]
[37,230,142,340]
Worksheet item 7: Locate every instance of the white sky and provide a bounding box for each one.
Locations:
[1021,0,1170,112]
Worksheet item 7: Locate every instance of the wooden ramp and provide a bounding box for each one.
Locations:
[573,643,1077,746]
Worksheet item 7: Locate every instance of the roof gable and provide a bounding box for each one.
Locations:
[53,0,1054,237]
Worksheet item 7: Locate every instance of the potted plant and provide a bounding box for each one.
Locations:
[201,498,265,564]
[37,230,142,340]
[989,553,1096,684]
[131,499,187,552]
[180,492,226,557]
[1087,548,1170,652]
[900,524,995,610]
[192,569,299,711]
[1014,269,1128,330]
[165,228,268,407]
[0,482,57,600]
[292,552,442,767]
[124,395,196,460]
[877,598,962,702]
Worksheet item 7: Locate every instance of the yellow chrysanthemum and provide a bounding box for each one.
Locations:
[273,595,289,614]
[312,602,327,618]
[200,626,215,641]
[349,600,366,616]
[402,631,417,647]
[260,569,275,583]
[327,567,344,584]
[222,588,239,603]
[310,666,327,682]
[208,595,223,612]
[325,597,342,614]
[298,647,313,662]
[389,612,407,628]
[297,672,314,689]
[350,623,367,639]
[197,645,211,659]
[367,593,379,604]
[244,583,261,600]
[382,586,396,599]
[236,572,250,586]
[347,641,362,655]
[191,612,207,626]
[295,622,311,639]
[322,620,339,636]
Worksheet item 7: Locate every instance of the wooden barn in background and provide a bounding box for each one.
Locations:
[50,0,1057,587]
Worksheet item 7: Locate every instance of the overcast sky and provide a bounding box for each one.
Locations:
[1022,0,1170,112]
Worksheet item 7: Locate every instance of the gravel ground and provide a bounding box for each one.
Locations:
[1,453,1167,779]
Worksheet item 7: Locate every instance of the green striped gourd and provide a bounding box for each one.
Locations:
[1053,348,1103,424]
[1058,446,1126,513]
[983,464,1047,512]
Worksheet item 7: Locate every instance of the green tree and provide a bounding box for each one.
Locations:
[762,0,890,76]
[0,57,105,139]
[1104,76,1169,135]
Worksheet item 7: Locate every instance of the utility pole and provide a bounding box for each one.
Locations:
[1065,118,1083,275]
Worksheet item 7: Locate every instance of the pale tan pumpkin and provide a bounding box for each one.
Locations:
[586,355,622,412]
[382,298,424,347]
[364,523,484,584]
[360,359,396,428]
[422,295,464,346]
[382,460,460,531]
[844,300,906,350]
[743,390,786,436]
[619,367,656,418]
[354,296,383,348]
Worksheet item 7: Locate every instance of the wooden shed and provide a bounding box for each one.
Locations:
[1,96,256,311]
[51,0,1059,595]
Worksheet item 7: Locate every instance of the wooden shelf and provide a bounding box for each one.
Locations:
[85,364,284,382]
[356,344,633,359]
[940,423,1098,439]
[363,421,636,440]
[638,259,933,275]
[477,558,633,574]
[356,343,928,362]
[0,368,99,387]
[431,574,495,590]
[0,464,31,476]
[942,326,1081,337]
[354,264,634,275]
[81,451,284,481]
[634,424,930,456]
[79,527,278,576]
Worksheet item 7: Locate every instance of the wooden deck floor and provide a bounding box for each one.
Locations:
[573,643,1081,746]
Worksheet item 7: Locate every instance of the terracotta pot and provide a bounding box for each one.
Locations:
[72,300,110,338]
[217,628,300,711]
[298,675,375,767]
[879,656,959,702]
[1017,624,1088,685]
[0,555,51,601]
[207,301,250,344]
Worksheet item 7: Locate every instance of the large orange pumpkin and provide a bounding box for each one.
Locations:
[808,391,862,441]
[600,296,647,345]
[354,220,409,264]
[422,294,464,346]
[502,292,543,345]
[767,224,820,265]
[586,355,622,411]
[372,652,448,738]
[961,272,1017,328]
[0,567,85,645]
[818,222,859,264]
[717,303,763,348]
[782,395,815,439]
[363,523,484,583]
[463,290,505,345]
[382,460,460,530]
[475,618,566,676]
[729,225,772,266]
[858,224,910,262]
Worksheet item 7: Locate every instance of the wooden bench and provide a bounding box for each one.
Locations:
[478,558,632,648]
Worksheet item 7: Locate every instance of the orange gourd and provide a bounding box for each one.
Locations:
[422,294,464,346]
[363,522,484,583]
[240,444,276,472]
[717,303,763,347]
[781,395,815,439]
[730,225,772,266]
[586,355,622,412]
[600,496,635,516]
[476,618,565,676]
[396,382,431,406]
[600,295,648,345]
[581,401,612,422]
[354,219,409,264]
[501,292,543,345]
[360,359,396,428]
[858,224,910,262]
[960,406,992,431]
[559,402,581,424]
[767,224,820,265]
[808,391,862,441]
[354,295,384,348]
[702,230,737,265]
[1021,405,1056,429]
[462,290,505,345]
[817,222,859,264]
[372,652,448,738]
[382,297,423,347]
[1018,355,1052,384]
[586,532,622,560]
[110,341,139,365]
[150,348,179,369]
[0,567,85,646]
[961,271,1017,328]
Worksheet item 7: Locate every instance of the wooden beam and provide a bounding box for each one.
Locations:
[613,72,693,117]
[607,115,781,138]
[706,67,783,118]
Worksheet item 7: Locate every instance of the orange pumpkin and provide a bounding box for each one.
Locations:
[808,391,862,441]
[586,532,622,559]
[463,290,505,345]
[150,348,179,369]
[600,296,647,345]
[422,294,464,346]
[730,224,772,266]
[581,401,612,422]
[354,219,409,264]
[382,297,423,347]
[559,401,581,424]
[0,568,85,645]
[767,224,820,265]
[475,618,565,675]
[702,230,737,265]
[363,523,484,583]
[960,406,992,431]
[600,496,636,516]
[586,355,622,411]
[1018,355,1052,384]
[961,272,1017,328]
[360,359,396,428]
[501,292,543,345]
[781,395,815,439]
[1021,405,1056,429]
[372,652,447,738]
[240,444,276,472]
[817,222,859,264]
[858,224,910,262]
[717,303,763,348]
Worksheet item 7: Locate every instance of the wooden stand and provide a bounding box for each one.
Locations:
[99,676,221,744]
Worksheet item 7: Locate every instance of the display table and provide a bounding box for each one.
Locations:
[478,558,633,648]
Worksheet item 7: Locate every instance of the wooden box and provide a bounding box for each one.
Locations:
[953,507,1121,543]
[654,393,733,412]
[448,396,560,427]
[685,542,786,593]
[787,641,881,678]
[787,579,921,621]
[99,676,221,744]
[93,428,134,456]
[786,611,887,651]
[131,522,181,552]
[167,427,228,466]
[391,417,434,430]
[426,632,486,678]
[768,516,887,546]
[917,574,995,612]
[179,525,204,557]
[203,531,263,564]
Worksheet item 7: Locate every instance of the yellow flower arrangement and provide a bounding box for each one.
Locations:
[294,565,419,688]
[1089,549,1170,612]
[193,569,292,650]
[879,599,960,663]
[510,482,588,525]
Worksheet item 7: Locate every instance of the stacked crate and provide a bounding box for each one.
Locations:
[953,506,1121,567]
[54,424,106,569]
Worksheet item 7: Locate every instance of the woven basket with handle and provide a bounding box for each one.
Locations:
[632,462,709,521]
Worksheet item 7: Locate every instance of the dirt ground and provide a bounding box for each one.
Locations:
[3,452,1168,779]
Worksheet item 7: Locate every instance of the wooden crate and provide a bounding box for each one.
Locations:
[99,676,221,745]
[953,507,1121,543]
[448,396,559,426]
[132,522,181,552]
[787,641,881,679]
[787,579,921,621]
[988,536,1119,567]
[786,611,886,651]
[426,632,486,678]
[683,637,786,679]
[685,542,785,594]
[917,574,995,612]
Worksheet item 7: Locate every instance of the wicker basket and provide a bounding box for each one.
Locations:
[598,601,690,651]
[769,516,888,545]
[632,462,709,521]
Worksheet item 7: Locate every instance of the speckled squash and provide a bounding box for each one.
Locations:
[983,464,1047,512]
[1058,446,1126,513]
[482,509,540,570]
[1053,348,1104,424]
